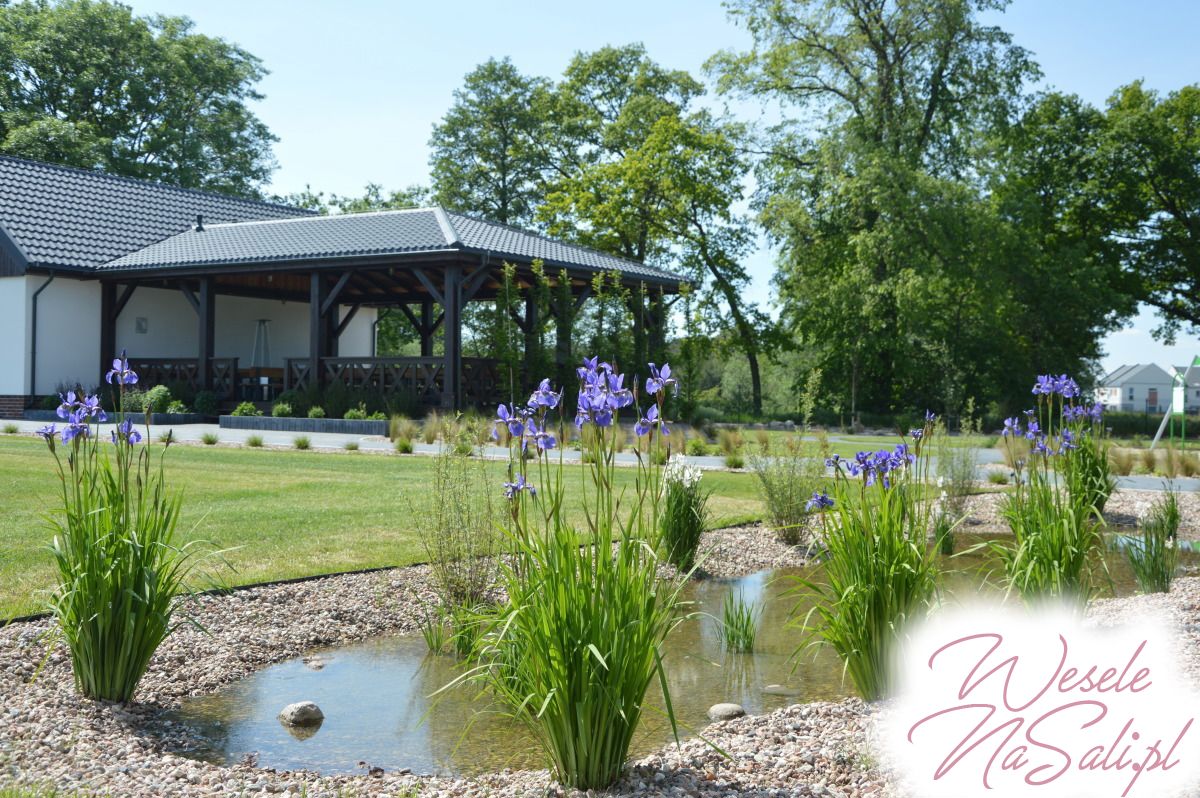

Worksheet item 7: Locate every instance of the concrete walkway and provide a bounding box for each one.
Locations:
[2,418,1195,491]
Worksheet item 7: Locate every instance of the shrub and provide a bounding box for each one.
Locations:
[987,470,1010,485]
[414,438,498,607]
[389,415,419,442]
[271,402,293,418]
[1063,410,1116,514]
[796,418,939,700]
[193,391,218,416]
[368,411,387,421]
[1109,448,1134,476]
[422,411,441,444]
[467,358,686,790]
[724,452,744,469]
[717,427,744,455]
[141,384,172,414]
[343,403,369,420]
[201,432,219,445]
[231,401,261,417]
[1140,448,1158,474]
[686,435,709,457]
[165,400,188,414]
[394,437,414,454]
[245,434,264,448]
[157,429,175,445]
[38,356,197,702]
[933,509,956,556]
[754,429,771,454]
[293,435,311,450]
[343,441,359,451]
[750,435,824,545]
[660,455,709,571]
[933,403,980,521]
[716,590,760,653]
[994,379,1106,607]
[2,423,17,434]
[1182,452,1200,478]
[1125,487,1180,594]
[307,405,326,419]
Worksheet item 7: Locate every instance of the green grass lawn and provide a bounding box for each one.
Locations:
[0,437,766,618]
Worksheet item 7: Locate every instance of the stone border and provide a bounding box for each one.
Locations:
[218,415,389,436]
[23,409,206,424]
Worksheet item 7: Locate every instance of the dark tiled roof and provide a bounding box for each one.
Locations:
[0,155,312,271]
[102,207,686,285]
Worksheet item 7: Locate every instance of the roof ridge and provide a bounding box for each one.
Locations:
[432,207,461,247]
[199,206,433,230]
[0,154,313,216]
[444,209,658,273]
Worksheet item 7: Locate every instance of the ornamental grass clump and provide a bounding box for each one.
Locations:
[750,434,825,545]
[795,416,939,701]
[465,360,688,791]
[660,454,709,571]
[1126,486,1180,594]
[994,375,1107,607]
[37,352,199,703]
[716,590,759,653]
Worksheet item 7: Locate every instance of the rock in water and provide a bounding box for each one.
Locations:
[707,702,746,721]
[278,701,324,726]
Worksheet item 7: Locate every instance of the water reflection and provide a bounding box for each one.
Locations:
[174,532,1197,777]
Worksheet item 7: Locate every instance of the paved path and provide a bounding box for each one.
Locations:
[3,419,1195,491]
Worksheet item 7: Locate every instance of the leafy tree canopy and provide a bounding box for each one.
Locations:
[0,0,277,197]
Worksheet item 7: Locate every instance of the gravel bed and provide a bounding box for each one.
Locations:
[956,487,1200,539]
[0,526,816,797]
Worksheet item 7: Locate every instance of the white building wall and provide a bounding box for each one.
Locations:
[0,276,28,395]
[114,286,376,368]
[30,276,102,394]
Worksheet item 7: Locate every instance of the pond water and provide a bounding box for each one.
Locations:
[173,531,1198,777]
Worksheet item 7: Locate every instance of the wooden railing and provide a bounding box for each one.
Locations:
[129,357,239,400]
[284,356,505,407]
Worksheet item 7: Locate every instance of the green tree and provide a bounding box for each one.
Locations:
[709,0,1048,415]
[428,57,550,226]
[0,0,276,196]
[1100,83,1200,339]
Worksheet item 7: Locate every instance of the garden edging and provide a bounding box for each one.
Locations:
[218,415,389,436]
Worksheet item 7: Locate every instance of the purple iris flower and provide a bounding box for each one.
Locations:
[1088,404,1103,423]
[909,427,924,440]
[1032,375,1056,395]
[1024,420,1041,440]
[1002,417,1021,437]
[529,378,560,409]
[525,419,556,453]
[1032,436,1051,456]
[825,454,841,467]
[1060,429,1076,451]
[495,403,525,438]
[105,350,138,385]
[36,423,57,441]
[924,409,936,422]
[60,410,90,444]
[503,474,536,500]
[81,394,106,422]
[634,403,669,437]
[805,491,834,512]
[645,363,678,396]
[56,390,77,419]
[1058,376,1080,398]
[111,418,143,446]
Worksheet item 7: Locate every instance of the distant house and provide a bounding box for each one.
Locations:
[0,155,684,416]
[1169,364,1200,414]
[1095,363,1174,413]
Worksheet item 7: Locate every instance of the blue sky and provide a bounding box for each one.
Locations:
[126,0,1200,376]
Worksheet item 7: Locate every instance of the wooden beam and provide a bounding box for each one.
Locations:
[99,282,116,385]
[462,265,492,303]
[442,267,461,409]
[335,304,361,337]
[412,268,445,305]
[197,277,215,391]
[309,272,327,388]
[113,284,137,318]
[320,271,353,316]
[179,283,200,314]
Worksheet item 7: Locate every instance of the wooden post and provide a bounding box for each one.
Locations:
[648,287,667,365]
[441,267,461,409]
[198,277,215,391]
[309,272,328,389]
[524,294,540,390]
[420,299,434,357]
[99,282,116,385]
